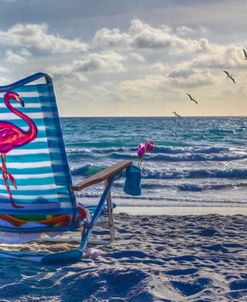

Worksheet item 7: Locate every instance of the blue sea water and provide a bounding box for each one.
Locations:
[61,116,247,208]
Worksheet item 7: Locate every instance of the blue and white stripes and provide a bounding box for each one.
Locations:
[0,83,77,222]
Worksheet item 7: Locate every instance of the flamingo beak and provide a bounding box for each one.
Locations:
[16,96,25,107]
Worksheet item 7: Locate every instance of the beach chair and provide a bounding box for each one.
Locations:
[0,72,132,264]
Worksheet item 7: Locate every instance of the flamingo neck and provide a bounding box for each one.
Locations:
[5,95,37,142]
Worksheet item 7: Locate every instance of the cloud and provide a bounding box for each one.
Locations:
[93,19,245,74]
[128,52,146,62]
[0,23,88,54]
[119,67,215,101]
[5,49,31,64]
[176,26,195,36]
[191,45,244,69]
[148,61,217,88]
[75,52,125,72]
[168,68,216,88]
[48,51,126,79]
[130,19,184,49]
[0,66,8,73]
[119,74,168,99]
[93,19,211,53]
[0,75,11,84]
[93,27,130,48]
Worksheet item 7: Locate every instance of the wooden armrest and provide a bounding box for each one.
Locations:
[71,160,132,191]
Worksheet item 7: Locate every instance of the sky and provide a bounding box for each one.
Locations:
[0,0,246,117]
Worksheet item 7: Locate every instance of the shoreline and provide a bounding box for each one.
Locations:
[115,206,247,216]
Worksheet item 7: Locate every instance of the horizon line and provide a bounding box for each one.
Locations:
[60,115,247,118]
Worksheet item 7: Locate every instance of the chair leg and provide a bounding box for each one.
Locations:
[79,177,114,252]
[105,179,115,242]
[106,189,115,242]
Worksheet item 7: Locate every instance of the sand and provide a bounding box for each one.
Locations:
[0,213,247,301]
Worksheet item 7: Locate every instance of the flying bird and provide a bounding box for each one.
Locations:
[0,92,38,208]
[172,112,182,127]
[243,49,247,60]
[186,93,198,104]
[223,70,235,84]
[173,111,181,118]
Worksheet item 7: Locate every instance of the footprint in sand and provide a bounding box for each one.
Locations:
[171,277,211,296]
[166,268,198,276]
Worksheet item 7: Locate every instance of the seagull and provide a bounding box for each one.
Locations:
[243,49,247,60]
[223,70,235,84]
[172,112,182,127]
[173,111,181,118]
[186,93,198,104]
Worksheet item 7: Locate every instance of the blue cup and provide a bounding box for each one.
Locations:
[123,165,142,196]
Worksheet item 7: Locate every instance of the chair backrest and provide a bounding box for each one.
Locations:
[0,73,78,233]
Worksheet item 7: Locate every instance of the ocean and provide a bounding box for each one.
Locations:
[61,116,247,208]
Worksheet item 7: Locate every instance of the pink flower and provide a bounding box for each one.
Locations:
[137,140,155,168]
[145,140,154,152]
[138,144,145,157]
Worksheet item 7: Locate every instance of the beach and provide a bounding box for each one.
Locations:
[0,1,246,300]
[0,211,246,301]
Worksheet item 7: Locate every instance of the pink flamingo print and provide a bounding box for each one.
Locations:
[0,92,38,208]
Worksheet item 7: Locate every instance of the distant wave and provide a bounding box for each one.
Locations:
[67,146,131,154]
[68,148,247,162]
[71,164,105,177]
[67,146,247,162]
[112,180,247,192]
[142,168,247,179]
[110,152,247,162]
[67,145,230,155]
[154,146,229,154]
[178,182,247,192]
[71,162,247,181]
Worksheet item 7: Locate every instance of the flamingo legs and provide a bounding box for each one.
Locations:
[1,153,23,208]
